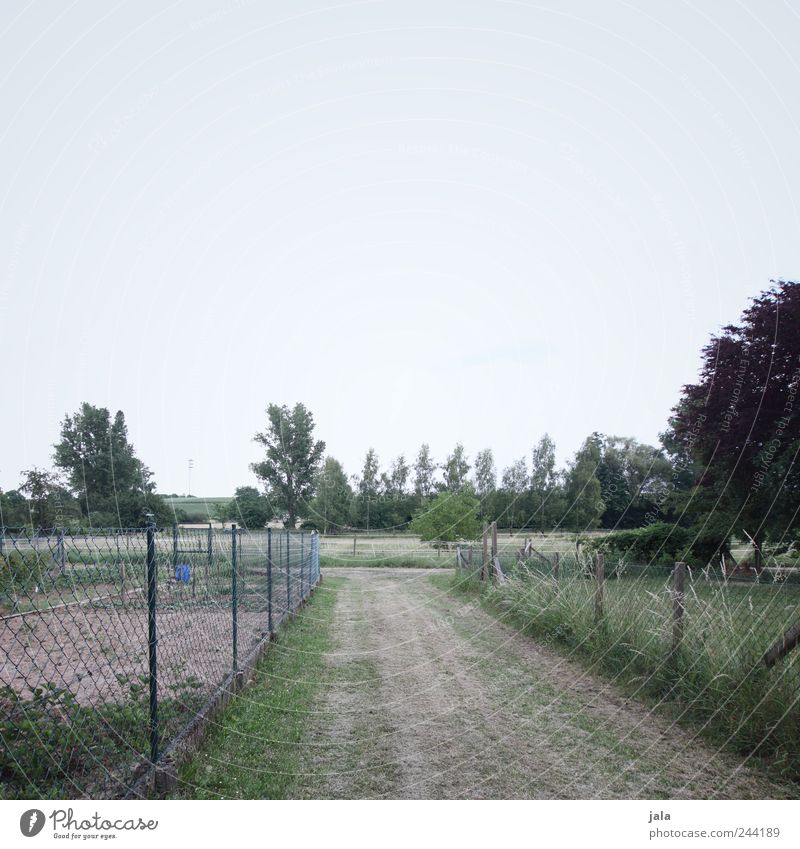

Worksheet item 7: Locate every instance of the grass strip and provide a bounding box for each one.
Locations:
[175,577,341,799]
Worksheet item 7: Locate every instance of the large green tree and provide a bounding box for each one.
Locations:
[596,436,674,529]
[530,434,559,531]
[227,486,271,529]
[442,443,470,492]
[563,434,605,532]
[413,443,437,497]
[53,403,167,527]
[306,457,353,532]
[251,402,325,528]
[410,487,481,544]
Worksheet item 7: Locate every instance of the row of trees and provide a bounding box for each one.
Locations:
[0,404,172,530]
[3,280,796,561]
[242,280,799,560]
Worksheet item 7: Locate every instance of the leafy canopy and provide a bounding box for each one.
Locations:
[251,403,325,528]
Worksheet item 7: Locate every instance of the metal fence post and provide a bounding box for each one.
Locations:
[267,527,273,634]
[231,523,238,674]
[286,531,292,614]
[300,532,305,601]
[172,522,178,575]
[145,515,159,765]
[206,522,212,593]
[0,525,5,559]
[57,528,66,572]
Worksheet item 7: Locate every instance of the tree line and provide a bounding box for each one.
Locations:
[2,280,797,565]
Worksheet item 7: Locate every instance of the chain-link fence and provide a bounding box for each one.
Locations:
[0,522,320,799]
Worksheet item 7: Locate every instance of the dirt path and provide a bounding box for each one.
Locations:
[300,569,795,799]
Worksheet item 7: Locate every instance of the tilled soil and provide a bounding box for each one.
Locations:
[302,569,795,799]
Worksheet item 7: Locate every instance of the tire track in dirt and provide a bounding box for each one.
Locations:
[304,569,795,799]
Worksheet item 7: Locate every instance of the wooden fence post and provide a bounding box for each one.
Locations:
[492,522,497,578]
[353,535,357,556]
[763,622,800,668]
[553,551,560,591]
[671,561,686,662]
[594,553,604,623]
[481,523,488,581]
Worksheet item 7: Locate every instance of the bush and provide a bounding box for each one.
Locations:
[588,522,690,566]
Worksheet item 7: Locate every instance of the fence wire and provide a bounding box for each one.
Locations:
[0,524,320,799]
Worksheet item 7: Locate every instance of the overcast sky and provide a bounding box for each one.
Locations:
[1,0,798,496]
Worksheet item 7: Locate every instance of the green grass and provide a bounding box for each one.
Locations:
[321,553,448,569]
[436,564,800,783]
[175,577,341,799]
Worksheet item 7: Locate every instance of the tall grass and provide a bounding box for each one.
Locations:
[449,556,800,781]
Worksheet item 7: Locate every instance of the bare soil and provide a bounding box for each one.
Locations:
[302,569,796,799]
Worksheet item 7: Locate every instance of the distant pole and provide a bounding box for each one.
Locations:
[553,551,560,591]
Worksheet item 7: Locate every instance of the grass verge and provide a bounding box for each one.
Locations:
[432,569,800,785]
[321,555,448,569]
[174,577,341,799]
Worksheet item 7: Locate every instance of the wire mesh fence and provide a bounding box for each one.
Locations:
[0,523,320,799]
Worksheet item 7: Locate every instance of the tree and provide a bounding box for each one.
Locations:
[413,443,437,497]
[251,403,325,528]
[388,454,410,494]
[410,487,481,544]
[664,280,800,567]
[18,468,58,529]
[306,457,353,533]
[351,449,381,529]
[228,486,271,529]
[501,457,529,528]
[595,436,673,529]
[0,488,29,528]
[53,403,167,527]
[442,443,470,491]
[530,434,557,531]
[563,434,605,532]
[473,448,496,515]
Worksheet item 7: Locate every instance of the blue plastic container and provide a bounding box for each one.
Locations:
[175,563,191,582]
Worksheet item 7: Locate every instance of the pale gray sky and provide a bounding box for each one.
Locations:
[1,0,798,495]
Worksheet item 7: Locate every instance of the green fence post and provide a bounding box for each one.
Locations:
[206,522,212,593]
[231,523,238,674]
[286,531,292,614]
[300,532,305,601]
[172,522,178,575]
[145,514,159,765]
[267,527,273,635]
